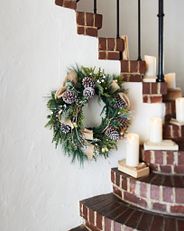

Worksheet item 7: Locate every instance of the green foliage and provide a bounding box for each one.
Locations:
[46,66,131,163]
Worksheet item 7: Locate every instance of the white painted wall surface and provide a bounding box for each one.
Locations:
[0,1,174,230]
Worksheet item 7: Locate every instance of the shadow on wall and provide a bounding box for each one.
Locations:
[78,0,184,91]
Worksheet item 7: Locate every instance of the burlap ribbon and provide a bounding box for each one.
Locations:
[84,143,95,160]
[111,80,120,93]
[82,128,93,140]
[118,92,131,109]
[55,70,77,99]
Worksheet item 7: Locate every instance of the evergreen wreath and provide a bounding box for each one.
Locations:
[46,66,131,163]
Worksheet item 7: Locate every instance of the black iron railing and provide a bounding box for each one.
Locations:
[76,0,165,81]
[137,0,142,61]
[157,0,165,82]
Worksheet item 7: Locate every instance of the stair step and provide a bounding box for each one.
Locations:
[141,149,184,175]
[111,168,184,216]
[76,12,102,37]
[98,37,124,60]
[163,122,184,140]
[69,225,89,231]
[55,0,77,10]
[80,193,184,231]
[120,60,147,82]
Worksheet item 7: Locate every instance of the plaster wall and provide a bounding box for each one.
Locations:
[0,1,169,230]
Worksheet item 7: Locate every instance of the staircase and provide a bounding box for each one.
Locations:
[54,1,184,230]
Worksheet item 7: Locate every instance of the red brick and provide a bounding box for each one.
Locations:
[143,95,163,104]
[121,61,129,72]
[96,213,103,229]
[121,175,127,190]
[175,188,184,203]
[113,186,122,199]
[86,28,97,37]
[160,165,172,173]
[104,218,112,231]
[99,38,106,50]
[139,61,147,73]
[170,205,184,214]
[55,0,77,9]
[122,74,143,82]
[150,185,160,200]
[130,61,138,72]
[142,150,151,163]
[94,14,103,29]
[113,222,121,231]
[178,152,184,165]
[163,187,174,203]
[107,38,115,51]
[143,83,151,94]
[167,152,174,165]
[77,26,84,35]
[77,12,85,25]
[124,192,147,208]
[174,166,184,174]
[111,170,115,184]
[129,178,136,194]
[86,222,101,231]
[155,151,163,164]
[140,182,147,198]
[108,52,121,60]
[152,202,166,212]
[86,13,94,27]
[88,208,95,225]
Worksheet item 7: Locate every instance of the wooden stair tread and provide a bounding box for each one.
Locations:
[112,168,184,188]
[80,193,184,231]
[69,225,89,231]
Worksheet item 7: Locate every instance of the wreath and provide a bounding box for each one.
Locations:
[46,66,131,163]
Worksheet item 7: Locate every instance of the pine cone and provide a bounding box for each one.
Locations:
[82,77,95,88]
[83,87,95,99]
[105,127,120,141]
[118,117,128,128]
[62,90,77,104]
[61,124,71,134]
[113,96,126,109]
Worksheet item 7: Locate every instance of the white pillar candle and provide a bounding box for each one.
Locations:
[144,55,157,78]
[176,97,184,123]
[165,73,176,89]
[150,117,163,143]
[126,133,140,167]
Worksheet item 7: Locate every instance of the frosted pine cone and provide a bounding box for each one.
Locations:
[105,127,120,141]
[83,87,95,99]
[62,90,77,104]
[82,77,95,88]
[61,124,71,134]
[113,96,126,109]
[118,117,128,128]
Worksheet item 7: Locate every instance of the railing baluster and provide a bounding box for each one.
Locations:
[116,0,120,38]
[94,0,97,14]
[157,0,165,82]
[137,0,142,60]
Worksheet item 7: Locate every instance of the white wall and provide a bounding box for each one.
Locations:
[78,0,184,91]
[0,0,180,230]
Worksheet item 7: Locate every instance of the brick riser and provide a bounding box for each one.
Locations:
[80,193,184,231]
[112,168,184,216]
[141,150,184,175]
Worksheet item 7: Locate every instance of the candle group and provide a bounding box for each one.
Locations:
[176,97,184,123]
[126,133,140,167]
[149,117,163,143]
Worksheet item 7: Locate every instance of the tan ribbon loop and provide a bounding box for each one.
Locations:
[118,92,131,110]
[84,143,95,160]
[55,86,67,99]
[82,128,93,140]
[64,70,77,85]
[111,80,120,93]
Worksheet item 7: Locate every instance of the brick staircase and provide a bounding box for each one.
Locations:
[54,1,184,230]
